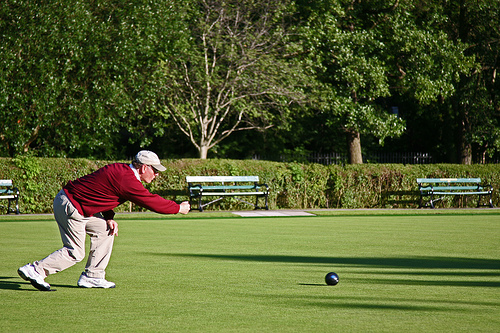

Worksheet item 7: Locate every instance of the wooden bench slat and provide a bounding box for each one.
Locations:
[0,195,17,199]
[190,185,257,190]
[0,180,13,186]
[192,191,267,196]
[186,176,259,183]
[420,186,486,191]
[417,178,482,183]
[432,191,490,195]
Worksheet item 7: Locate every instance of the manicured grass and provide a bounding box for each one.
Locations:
[1,210,499,332]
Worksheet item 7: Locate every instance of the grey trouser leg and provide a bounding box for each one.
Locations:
[33,190,114,279]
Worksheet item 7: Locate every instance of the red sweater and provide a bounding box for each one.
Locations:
[63,163,180,220]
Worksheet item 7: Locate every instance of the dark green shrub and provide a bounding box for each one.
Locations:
[1,157,498,214]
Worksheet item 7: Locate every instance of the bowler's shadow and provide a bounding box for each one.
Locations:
[0,276,25,290]
[0,276,78,291]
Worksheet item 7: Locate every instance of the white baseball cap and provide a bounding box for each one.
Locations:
[134,150,166,172]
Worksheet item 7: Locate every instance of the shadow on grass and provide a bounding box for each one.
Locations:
[363,270,500,276]
[357,278,500,287]
[157,253,500,270]
[0,218,53,223]
[0,276,25,290]
[248,293,500,312]
[0,276,79,291]
[151,253,500,289]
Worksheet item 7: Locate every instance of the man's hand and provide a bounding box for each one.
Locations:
[178,201,190,214]
[106,219,118,236]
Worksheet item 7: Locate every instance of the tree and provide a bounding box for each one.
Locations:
[296,1,406,164]
[0,0,183,158]
[0,0,118,157]
[443,0,500,163]
[297,0,473,164]
[153,0,308,159]
[382,0,498,164]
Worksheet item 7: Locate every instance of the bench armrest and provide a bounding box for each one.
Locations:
[480,183,493,191]
[257,183,269,192]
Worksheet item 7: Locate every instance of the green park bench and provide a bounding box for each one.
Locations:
[0,179,20,214]
[186,176,269,212]
[417,178,493,209]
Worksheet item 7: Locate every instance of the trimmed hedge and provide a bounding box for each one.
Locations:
[1,157,499,214]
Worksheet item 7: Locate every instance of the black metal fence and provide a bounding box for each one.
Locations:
[252,151,500,165]
[252,152,434,165]
[364,152,434,164]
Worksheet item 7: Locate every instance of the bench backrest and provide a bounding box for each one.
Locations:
[186,176,259,183]
[0,179,13,187]
[417,178,481,184]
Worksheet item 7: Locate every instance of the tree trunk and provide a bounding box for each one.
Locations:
[23,124,40,153]
[460,140,472,165]
[347,130,363,164]
[199,145,209,159]
[457,0,472,165]
[459,109,472,165]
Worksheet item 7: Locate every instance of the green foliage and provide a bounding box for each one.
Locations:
[447,0,500,161]
[298,1,409,142]
[1,157,499,214]
[12,154,41,179]
[0,0,499,164]
[0,0,121,157]
[295,0,478,161]
[12,154,43,212]
[0,0,183,158]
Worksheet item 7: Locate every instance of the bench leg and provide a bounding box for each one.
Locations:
[419,193,436,208]
[188,196,203,212]
[7,197,20,214]
[419,193,434,208]
[198,196,203,212]
[477,193,494,208]
[253,194,269,210]
[14,197,20,214]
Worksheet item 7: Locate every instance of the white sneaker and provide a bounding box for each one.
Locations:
[17,264,52,291]
[77,272,116,288]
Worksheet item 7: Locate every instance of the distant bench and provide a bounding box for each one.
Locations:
[417,178,493,209]
[0,179,20,214]
[186,176,269,212]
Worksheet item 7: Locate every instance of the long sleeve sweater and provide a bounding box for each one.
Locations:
[63,163,180,220]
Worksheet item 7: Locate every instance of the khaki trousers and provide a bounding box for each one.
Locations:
[33,190,114,279]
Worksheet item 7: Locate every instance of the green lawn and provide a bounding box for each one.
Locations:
[1,210,499,332]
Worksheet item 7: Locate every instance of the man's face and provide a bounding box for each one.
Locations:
[139,164,158,183]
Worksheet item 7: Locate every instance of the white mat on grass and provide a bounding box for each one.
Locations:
[232,210,315,217]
